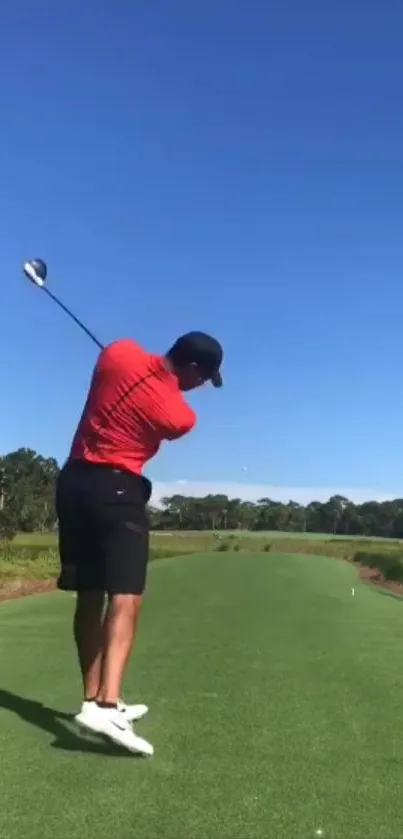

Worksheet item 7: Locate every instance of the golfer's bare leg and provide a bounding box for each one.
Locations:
[96,594,142,705]
[74,591,105,700]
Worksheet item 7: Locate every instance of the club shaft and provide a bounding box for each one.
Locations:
[43,287,104,350]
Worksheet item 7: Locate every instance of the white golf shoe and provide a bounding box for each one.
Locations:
[80,699,149,722]
[75,701,154,756]
[117,699,149,722]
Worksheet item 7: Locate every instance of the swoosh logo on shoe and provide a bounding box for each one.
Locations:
[112,720,130,732]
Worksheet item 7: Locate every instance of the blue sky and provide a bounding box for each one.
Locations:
[2,0,403,503]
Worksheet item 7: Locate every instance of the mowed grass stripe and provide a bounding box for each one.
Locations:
[0,552,403,838]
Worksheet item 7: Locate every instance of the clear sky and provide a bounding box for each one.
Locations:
[2,0,403,503]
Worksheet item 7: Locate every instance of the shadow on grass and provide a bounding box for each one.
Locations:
[0,689,133,757]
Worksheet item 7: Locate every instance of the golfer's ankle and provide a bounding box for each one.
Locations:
[96,699,118,709]
[96,688,120,706]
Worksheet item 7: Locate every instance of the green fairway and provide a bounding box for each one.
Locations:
[1,551,403,838]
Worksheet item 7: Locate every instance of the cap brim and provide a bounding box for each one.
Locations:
[211,370,223,388]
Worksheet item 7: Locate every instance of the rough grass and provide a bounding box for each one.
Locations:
[2,531,403,585]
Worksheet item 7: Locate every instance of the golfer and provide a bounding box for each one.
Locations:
[56,331,223,756]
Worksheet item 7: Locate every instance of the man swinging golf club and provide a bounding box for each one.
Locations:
[56,329,223,756]
[23,259,223,756]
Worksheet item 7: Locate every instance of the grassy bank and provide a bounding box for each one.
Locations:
[0,531,403,585]
[0,534,216,582]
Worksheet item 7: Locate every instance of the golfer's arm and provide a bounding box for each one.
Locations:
[152,396,196,442]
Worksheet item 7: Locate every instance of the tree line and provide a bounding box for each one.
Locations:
[0,447,402,539]
[149,493,403,538]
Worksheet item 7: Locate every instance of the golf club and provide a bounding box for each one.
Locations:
[23,259,104,350]
[22,257,166,432]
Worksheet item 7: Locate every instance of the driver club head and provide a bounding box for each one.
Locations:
[23,258,47,288]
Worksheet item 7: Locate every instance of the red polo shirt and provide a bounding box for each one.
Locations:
[69,339,196,475]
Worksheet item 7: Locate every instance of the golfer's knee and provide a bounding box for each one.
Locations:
[109,593,142,618]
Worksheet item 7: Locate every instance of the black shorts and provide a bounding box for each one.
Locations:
[55,461,151,596]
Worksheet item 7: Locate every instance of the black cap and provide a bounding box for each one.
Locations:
[167,331,223,387]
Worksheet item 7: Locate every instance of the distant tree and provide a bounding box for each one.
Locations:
[0,448,59,534]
